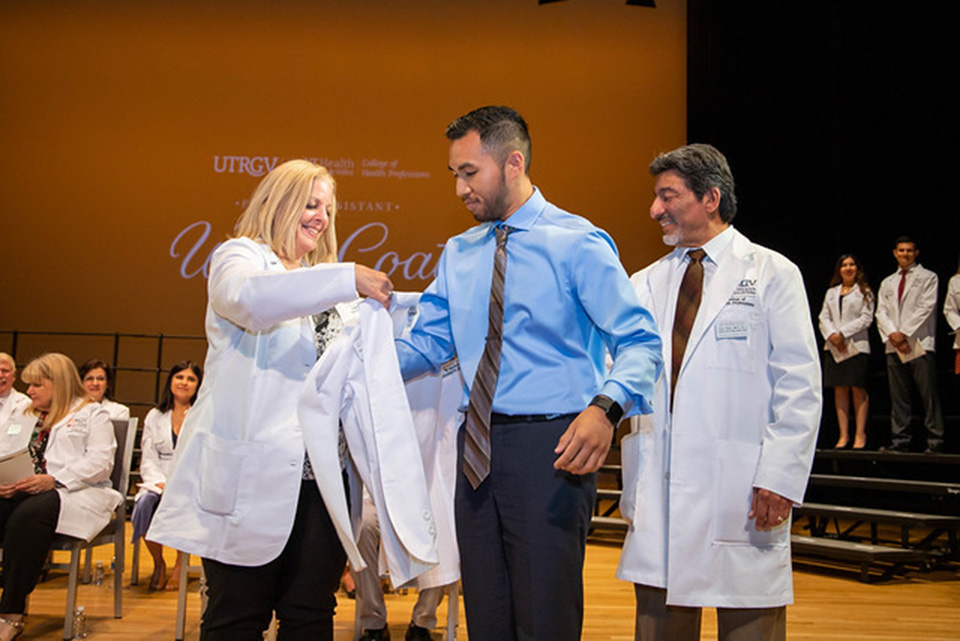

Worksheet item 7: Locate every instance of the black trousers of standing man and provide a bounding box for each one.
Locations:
[456,413,596,641]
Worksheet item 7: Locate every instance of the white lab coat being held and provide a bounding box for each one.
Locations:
[617,227,821,608]
[298,299,438,587]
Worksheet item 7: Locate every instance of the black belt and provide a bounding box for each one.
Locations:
[490,412,576,424]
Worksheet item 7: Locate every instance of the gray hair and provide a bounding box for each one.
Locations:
[650,143,737,222]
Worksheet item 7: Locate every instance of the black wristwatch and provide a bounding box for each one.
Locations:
[588,394,623,427]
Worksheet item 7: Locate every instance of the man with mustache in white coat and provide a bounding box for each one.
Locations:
[618,144,821,641]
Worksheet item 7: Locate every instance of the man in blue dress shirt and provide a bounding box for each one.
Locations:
[395,105,662,641]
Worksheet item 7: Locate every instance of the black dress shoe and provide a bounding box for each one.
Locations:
[360,627,391,641]
[405,622,433,641]
[924,446,943,454]
[879,445,907,453]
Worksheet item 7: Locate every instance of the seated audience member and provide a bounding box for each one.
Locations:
[0,354,32,455]
[130,361,202,591]
[818,254,875,449]
[945,252,960,381]
[78,359,130,421]
[0,353,122,641]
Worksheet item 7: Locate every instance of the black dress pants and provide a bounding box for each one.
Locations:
[200,481,347,641]
[455,414,596,641]
[0,490,61,613]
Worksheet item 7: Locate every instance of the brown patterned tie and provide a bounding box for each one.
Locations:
[463,225,512,489]
[671,249,706,410]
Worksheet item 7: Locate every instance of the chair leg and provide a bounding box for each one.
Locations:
[114,539,124,618]
[175,553,190,641]
[82,547,93,584]
[445,582,459,640]
[130,537,140,586]
[63,548,81,641]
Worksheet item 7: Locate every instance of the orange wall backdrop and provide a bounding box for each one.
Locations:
[0,0,685,337]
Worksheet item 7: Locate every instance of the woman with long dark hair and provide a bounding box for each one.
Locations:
[130,360,202,590]
[818,254,875,448]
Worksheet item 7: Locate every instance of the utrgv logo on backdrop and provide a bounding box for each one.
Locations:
[214,156,357,177]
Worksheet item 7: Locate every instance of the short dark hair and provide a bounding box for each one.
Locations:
[157,360,203,413]
[78,358,116,399]
[893,235,917,249]
[445,105,532,174]
[650,143,737,222]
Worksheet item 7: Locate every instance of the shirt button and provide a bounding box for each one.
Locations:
[421,510,431,521]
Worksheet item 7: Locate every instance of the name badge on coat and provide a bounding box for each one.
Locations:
[716,321,749,340]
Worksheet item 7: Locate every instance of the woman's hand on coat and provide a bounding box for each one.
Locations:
[355,265,394,309]
[13,474,57,495]
[0,483,18,499]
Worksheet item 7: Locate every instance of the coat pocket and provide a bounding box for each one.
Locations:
[712,440,786,547]
[197,433,260,516]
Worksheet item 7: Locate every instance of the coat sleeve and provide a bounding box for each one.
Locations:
[875,276,897,341]
[138,409,167,488]
[55,405,117,491]
[209,239,358,332]
[752,259,822,505]
[943,274,960,332]
[817,288,836,340]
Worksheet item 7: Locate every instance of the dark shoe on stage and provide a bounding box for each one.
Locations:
[405,623,433,641]
[879,445,907,453]
[360,627,391,641]
[924,446,943,454]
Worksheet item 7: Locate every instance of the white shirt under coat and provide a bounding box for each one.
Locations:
[617,226,821,608]
[818,283,875,354]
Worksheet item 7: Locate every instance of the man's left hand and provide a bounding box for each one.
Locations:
[749,487,793,531]
[553,406,614,474]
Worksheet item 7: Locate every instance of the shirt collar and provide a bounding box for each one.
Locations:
[672,224,735,264]
[488,186,545,235]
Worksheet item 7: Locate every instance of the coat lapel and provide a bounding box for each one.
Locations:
[679,231,753,377]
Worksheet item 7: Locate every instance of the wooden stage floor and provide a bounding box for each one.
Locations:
[17,525,960,640]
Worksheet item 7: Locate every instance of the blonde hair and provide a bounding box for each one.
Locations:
[232,159,339,265]
[20,353,89,427]
[0,352,14,370]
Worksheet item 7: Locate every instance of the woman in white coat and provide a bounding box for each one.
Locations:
[818,254,875,449]
[147,159,393,641]
[944,252,960,380]
[0,353,120,641]
[78,359,131,422]
[130,360,202,591]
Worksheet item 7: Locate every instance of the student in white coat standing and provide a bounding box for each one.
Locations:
[818,254,875,449]
[945,252,960,382]
[0,353,121,641]
[147,159,393,641]
[875,236,943,453]
[617,144,821,641]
